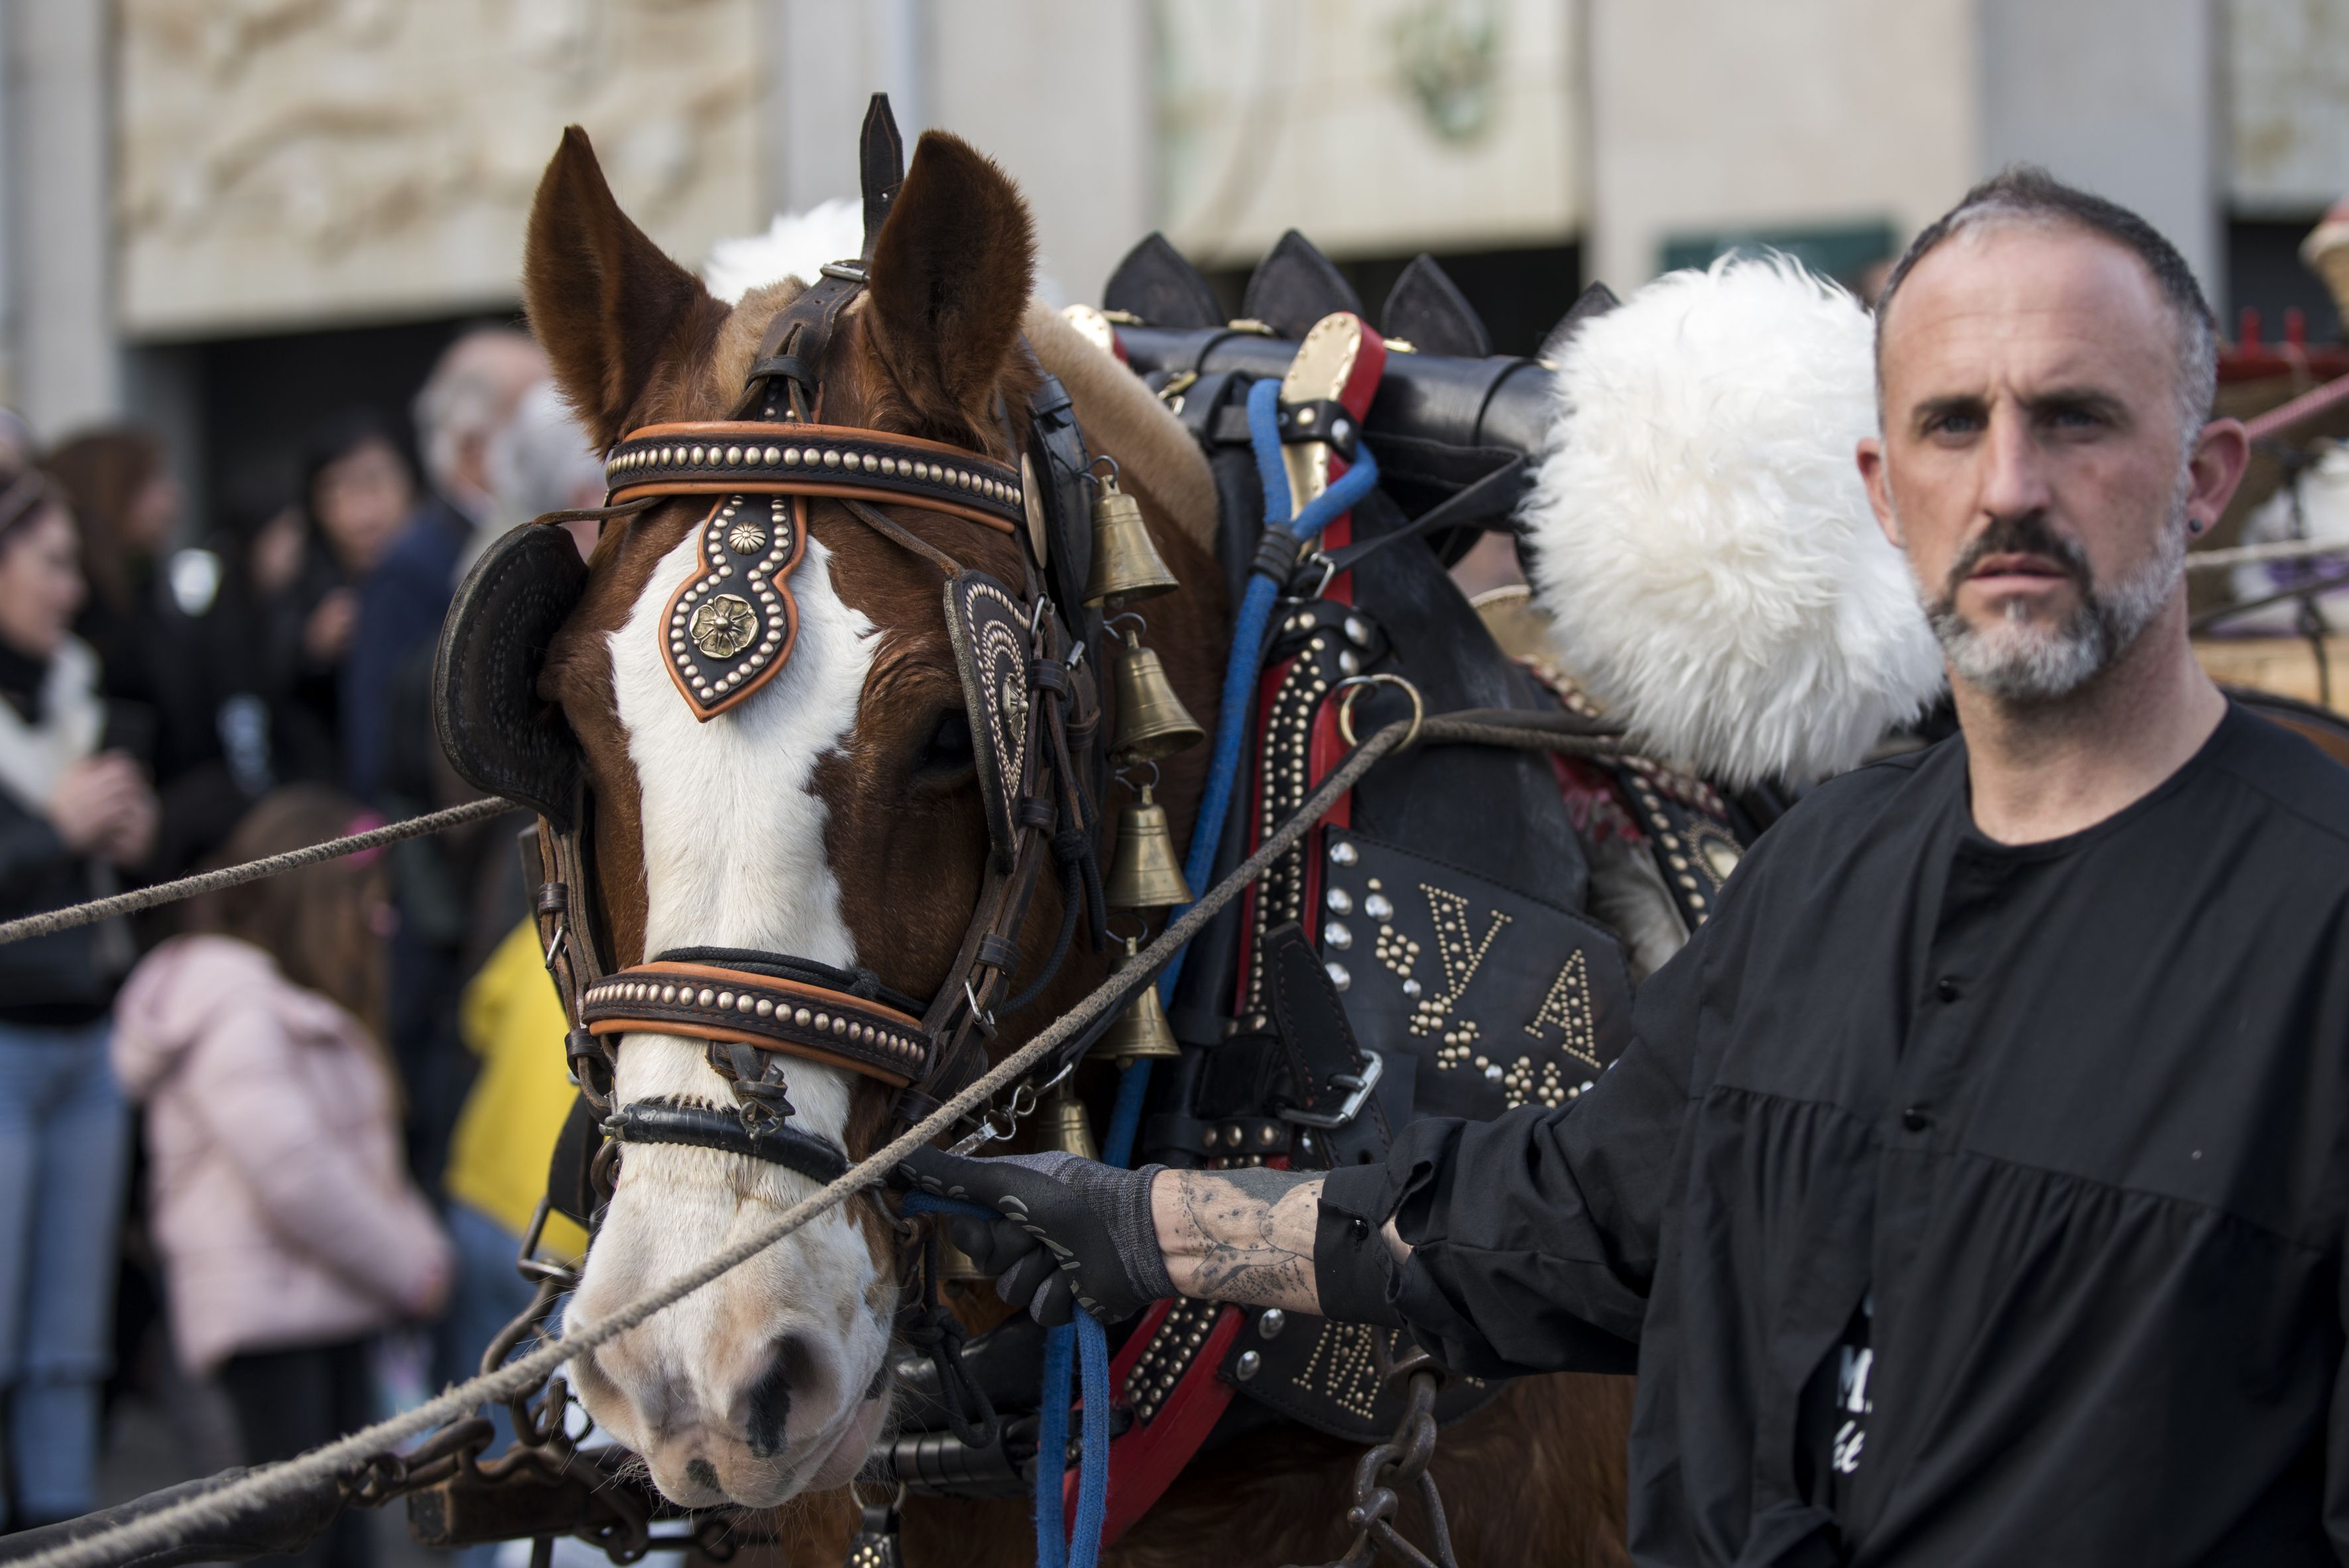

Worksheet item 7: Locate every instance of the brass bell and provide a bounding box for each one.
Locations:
[1104,784,1194,910]
[1040,1075,1098,1161]
[1082,469,1179,609]
[1091,936,1183,1064]
[1110,629,1204,764]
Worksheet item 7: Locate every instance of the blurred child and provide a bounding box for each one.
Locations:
[113,786,450,1568]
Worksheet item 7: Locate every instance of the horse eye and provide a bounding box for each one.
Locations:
[922,710,974,769]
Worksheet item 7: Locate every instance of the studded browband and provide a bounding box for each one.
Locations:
[580,961,931,1087]
[604,421,1026,532]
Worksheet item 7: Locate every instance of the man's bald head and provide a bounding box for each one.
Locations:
[1876,168,2217,444]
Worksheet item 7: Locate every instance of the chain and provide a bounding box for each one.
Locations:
[1285,1343,1460,1568]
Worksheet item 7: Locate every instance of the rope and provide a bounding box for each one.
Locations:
[18,715,1623,1568]
[0,798,513,947]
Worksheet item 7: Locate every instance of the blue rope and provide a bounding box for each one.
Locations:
[1155,378,1378,1008]
[900,1193,1105,1568]
[1037,1323,1073,1568]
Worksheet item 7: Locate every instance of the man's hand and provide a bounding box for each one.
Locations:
[1152,1167,1326,1315]
[46,753,155,865]
[898,1146,1174,1325]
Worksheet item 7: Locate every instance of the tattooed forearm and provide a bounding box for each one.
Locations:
[1150,1168,1324,1313]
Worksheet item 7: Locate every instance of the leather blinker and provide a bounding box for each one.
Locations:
[943,570,1036,872]
[433,520,589,830]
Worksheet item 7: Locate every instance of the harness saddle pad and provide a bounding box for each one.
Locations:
[434,520,589,831]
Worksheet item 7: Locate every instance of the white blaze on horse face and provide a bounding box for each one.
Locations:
[566,527,893,1509]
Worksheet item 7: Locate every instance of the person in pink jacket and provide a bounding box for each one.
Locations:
[113,784,450,1568]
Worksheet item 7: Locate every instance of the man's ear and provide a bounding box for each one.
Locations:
[2185,417,2251,535]
[523,126,724,449]
[863,131,1036,445]
[1858,436,1903,550]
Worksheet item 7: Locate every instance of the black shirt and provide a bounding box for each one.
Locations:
[1318,705,2349,1565]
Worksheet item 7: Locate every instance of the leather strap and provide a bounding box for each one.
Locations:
[604,1100,850,1185]
[1264,924,1392,1169]
[582,961,932,1086]
[606,422,1026,534]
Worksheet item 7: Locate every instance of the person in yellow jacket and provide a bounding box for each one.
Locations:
[438,917,589,1454]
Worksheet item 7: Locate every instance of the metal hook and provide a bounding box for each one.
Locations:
[1085,453,1122,489]
[1114,758,1163,796]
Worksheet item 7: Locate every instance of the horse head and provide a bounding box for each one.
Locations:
[518,123,1223,1510]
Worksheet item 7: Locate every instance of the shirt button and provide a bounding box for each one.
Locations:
[1935,977,1961,1002]
[1901,1105,1932,1133]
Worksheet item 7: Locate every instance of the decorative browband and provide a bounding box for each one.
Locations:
[581,961,932,1087]
[605,420,1026,535]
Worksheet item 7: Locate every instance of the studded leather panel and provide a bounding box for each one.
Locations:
[581,961,932,1086]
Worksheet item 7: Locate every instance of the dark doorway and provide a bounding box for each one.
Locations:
[186,310,524,536]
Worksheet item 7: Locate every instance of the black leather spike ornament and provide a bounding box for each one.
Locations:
[1382,254,1492,358]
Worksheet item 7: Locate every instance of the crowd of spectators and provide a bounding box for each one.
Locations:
[0,326,605,1565]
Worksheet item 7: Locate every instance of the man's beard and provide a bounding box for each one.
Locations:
[1919,488,2188,704]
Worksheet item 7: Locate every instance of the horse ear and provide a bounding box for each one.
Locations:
[524,125,719,449]
[865,131,1036,442]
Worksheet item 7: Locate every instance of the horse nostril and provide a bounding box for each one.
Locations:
[744,1336,808,1459]
[686,1457,721,1494]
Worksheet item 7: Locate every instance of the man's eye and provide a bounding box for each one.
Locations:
[1924,412,1984,437]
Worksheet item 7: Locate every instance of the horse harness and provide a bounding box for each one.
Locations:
[434,97,1109,1205]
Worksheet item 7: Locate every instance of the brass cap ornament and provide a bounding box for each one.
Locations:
[1091,935,1182,1064]
[1109,627,1205,764]
[1104,782,1193,910]
[1081,463,1179,609]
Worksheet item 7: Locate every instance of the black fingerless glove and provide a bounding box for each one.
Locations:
[899,1146,1174,1325]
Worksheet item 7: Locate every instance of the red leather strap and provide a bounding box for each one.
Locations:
[1067,1299,1246,1548]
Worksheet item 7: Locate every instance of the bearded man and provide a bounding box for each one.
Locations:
[910,170,2349,1565]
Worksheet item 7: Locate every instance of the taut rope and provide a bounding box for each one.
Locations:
[0,798,512,947]
[15,714,1622,1568]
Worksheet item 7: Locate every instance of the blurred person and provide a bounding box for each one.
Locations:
[49,428,253,874]
[0,461,152,1531]
[112,786,452,1568]
[342,328,545,801]
[225,415,415,793]
[467,377,607,574]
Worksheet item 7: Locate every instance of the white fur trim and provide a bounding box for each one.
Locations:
[703,202,868,304]
[1521,257,1944,785]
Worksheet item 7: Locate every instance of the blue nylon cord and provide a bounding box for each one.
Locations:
[1069,1311,1111,1566]
[1154,378,1378,1009]
[1037,1325,1073,1568]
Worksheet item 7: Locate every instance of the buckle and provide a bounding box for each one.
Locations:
[820,260,869,282]
[1279,1049,1384,1129]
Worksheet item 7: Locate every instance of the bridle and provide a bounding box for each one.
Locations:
[525,101,1108,1193]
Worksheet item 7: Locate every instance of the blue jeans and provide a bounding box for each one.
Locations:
[0,1019,129,1524]
[438,1203,538,1453]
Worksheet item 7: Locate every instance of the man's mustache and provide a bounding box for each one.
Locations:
[1939,514,2093,605]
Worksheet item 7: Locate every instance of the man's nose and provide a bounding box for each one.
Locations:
[1977,404,2053,520]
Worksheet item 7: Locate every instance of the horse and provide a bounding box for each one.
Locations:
[514,121,1640,1566]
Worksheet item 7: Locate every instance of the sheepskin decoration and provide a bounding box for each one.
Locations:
[702,200,869,304]
[1520,256,1945,786]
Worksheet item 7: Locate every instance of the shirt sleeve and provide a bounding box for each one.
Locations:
[1314,924,1704,1378]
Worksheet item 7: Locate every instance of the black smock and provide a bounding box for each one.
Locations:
[1316,704,2349,1566]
